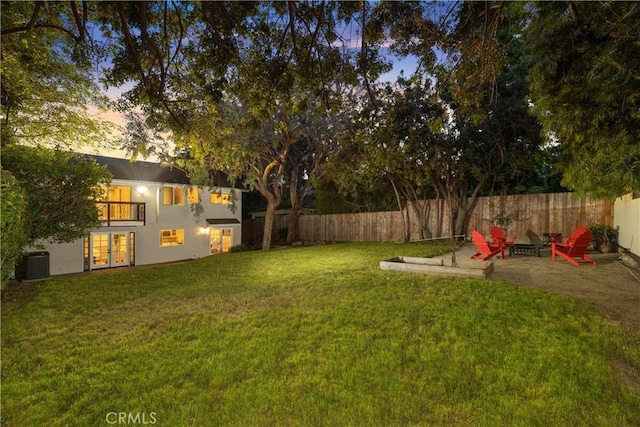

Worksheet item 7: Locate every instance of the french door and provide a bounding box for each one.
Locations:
[89,232,132,269]
[210,228,232,254]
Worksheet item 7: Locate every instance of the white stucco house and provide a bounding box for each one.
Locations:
[614,191,640,257]
[35,155,245,276]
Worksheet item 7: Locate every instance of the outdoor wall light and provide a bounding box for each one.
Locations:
[136,186,148,194]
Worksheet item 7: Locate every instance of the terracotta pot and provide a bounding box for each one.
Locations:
[599,243,612,253]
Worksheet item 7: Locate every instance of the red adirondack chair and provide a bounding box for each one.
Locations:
[551,226,596,266]
[471,230,504,261]
[490,226,515,248]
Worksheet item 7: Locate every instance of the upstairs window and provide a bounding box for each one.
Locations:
[188,187,199,204]
[210,192,230,204]
[163,187,184,205]
[108,185,132,202]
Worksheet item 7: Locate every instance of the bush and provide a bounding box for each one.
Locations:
[229,244,248,253]
[1,170,28,290]
[587,224,618,246]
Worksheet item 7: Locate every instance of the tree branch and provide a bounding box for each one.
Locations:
[69,1,86,42]
[360,1,378,113]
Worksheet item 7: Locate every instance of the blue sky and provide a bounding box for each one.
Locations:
[380,53,420,82]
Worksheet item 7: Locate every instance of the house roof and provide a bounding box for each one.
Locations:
[86,155,244,189]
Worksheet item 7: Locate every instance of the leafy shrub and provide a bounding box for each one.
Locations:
[1,170,28,290]
[587,224,618,246]
[229,244,248,253]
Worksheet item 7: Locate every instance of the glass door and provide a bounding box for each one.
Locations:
[221,229,232,253]
[111,233,129,267]
[89,232,131,269]
[210,228,232,254]
[90,233,110,269]
[210,229,221,254]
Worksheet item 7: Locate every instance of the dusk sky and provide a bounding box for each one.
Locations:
[85,49,420,161]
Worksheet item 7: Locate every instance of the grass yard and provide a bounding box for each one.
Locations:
[2,241,639,426]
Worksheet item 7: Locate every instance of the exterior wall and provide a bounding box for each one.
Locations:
[33,180,242,276]
[41,240,85,276]
[613,193,640,256]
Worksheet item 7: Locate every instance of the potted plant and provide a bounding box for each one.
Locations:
[587,224,618,253]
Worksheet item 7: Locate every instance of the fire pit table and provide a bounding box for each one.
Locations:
[508,243,541,257]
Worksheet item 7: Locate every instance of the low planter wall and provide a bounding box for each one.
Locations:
[380,256,494,279]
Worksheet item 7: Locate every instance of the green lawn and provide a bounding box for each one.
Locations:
[2,241,639,426]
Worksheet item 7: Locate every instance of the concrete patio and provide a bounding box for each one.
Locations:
[431,242,640,332]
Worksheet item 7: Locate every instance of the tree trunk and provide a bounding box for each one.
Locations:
[437,196,444,237]
[418,197,431,239]
[254,178,284,250]
[262,199,278,250]
[409,198,432,240]
[447,198,458,240]
[287,168,301,244]
[389,177,410,241]
[287,197,300,244]
[450,180,486,238]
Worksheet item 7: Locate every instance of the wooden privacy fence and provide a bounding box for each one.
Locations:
[242,192,613,244]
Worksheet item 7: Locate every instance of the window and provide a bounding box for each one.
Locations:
[97,185,132,202]
[163,187,184,205]
[210,192,230,204]
[83,236,90,271]
[97,185,133,221]
[188,187,199,204]
[160,229,184,247]
[108,185,132,202]
[130,232,136,265]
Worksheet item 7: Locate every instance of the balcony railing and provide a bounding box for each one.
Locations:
[97,202,146,226]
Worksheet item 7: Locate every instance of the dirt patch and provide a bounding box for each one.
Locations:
[613,358,640,395]
[1,280,39,309]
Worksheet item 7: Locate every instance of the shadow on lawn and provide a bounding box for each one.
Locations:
[1,280,39,308]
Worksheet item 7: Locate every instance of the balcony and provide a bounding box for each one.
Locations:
[97,202,146,226]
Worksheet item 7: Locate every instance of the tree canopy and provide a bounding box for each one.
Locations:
[2,0,637,257]
[96,0,638,243]
[1,1,113,147]
[525,1,640,198]
[1,2,114,284]
[2,145,111,245]
[97,1,367,248]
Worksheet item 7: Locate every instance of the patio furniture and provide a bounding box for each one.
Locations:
[509,244,541,257]
[551,226,596,266]
[526,230,545,248]
[490,226,515,249]
[471,230,504,261]
[543,232,563,247]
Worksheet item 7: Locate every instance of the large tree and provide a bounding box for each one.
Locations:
[329,1,543,238]
[1,2,115,283]
[1,1,113,147]
[331,78,444,241]
[525,1,640,198]
[285,100,345,243]
[99,1,369,249]
[2,145,111,245]
[1,145,111,287]
[1,170,28,289]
